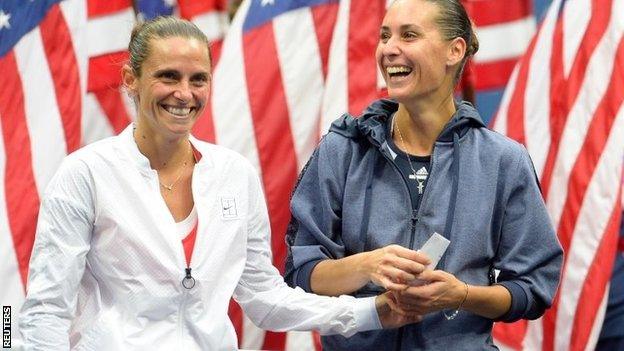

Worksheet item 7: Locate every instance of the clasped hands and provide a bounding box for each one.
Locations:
[369,245,467,327]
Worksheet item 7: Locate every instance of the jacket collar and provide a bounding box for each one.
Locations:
[329,98,486,147]
[117,125,213,176]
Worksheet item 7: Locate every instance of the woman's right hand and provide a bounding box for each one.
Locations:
[310,244,430,296]
[362,245,430,291]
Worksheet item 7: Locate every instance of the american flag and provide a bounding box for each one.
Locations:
[491,0,624,350]
[7,0,616,350]
[0,0,87,347]
[464,0,535,90]
[84,0,135,144]
[210,0,339,348]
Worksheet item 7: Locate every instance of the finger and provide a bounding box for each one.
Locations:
[381,278,409,292]
[406,314,424,324]
[381,265,418,283]
[390,246,431,265]
[393,257,428,275]
[395,293,422,306]
[386,295,410,316]
[386,292,422,315]
[402,284,426,295]
[372,266,411,286]
[402,313,423,324]
[386,283,409,292]
[417,269,447,282]
[387,291,399,303]
[405,282,443,301]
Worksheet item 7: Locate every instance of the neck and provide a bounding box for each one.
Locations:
[133,122,192,171]
[393,94,456,156]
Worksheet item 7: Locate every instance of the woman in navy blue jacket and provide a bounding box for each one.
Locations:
[285,0,563,350]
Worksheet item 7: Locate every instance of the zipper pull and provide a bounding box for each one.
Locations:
[411,210,419,227]
[181,267,195,289]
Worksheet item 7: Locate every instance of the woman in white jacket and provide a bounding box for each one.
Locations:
[18,16,422,350]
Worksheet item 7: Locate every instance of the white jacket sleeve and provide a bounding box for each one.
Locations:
[233,166,380,337]
[19,158,95,350]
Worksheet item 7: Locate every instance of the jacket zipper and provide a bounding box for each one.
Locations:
[178,215,198,345]
[379,143,436,351]
[178,232,194,347]
[177,215,194,347]
[178,289,190,347]
[151,161,197,347]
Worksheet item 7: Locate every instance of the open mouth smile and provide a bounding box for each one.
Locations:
[386,65,413,78]
[161,105,194,117]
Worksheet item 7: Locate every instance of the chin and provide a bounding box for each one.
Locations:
[163,122,194,138]
[173,124,194,135]
[386,89,415,103]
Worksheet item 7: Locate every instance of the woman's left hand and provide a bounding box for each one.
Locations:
[388,270,467,315]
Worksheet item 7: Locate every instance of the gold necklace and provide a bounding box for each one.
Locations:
[159,143,192,191]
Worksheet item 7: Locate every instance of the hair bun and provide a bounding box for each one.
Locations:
[467,23,479,57]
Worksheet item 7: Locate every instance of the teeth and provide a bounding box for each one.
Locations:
[387,66,412,74]
[164,106,191,116]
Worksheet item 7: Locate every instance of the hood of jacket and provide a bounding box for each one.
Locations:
[329,98,485,146]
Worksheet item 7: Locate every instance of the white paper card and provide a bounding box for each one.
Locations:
[408,232,450,286]
[419,232,450,270]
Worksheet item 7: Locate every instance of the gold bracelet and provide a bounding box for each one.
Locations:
[443,281,469,320]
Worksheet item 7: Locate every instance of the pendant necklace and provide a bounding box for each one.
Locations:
[394,116,428,194]
[159,143,192,191]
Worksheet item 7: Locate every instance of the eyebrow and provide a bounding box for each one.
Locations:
[380,24,423,31]
[153,69,179,77]
[152,69,210,78]
[191,72,210,80]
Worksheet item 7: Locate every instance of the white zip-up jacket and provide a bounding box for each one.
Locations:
[19,126,379,350]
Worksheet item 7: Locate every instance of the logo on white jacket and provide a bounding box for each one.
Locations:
[221,197,238,219]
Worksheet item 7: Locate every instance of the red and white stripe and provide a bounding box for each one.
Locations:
[178,0,229,43]
[320,0,388,133]
[210,1,335,348]
[0,86,27,348]
[83,0,135,145]
[492,0,624,350]
[0,0,87,346]
[465,0,536,90]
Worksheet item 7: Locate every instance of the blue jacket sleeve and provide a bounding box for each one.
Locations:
[494,147,563,322]
[284,134,349,293]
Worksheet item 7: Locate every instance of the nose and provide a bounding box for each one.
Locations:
[381,36,401,57]
[173,81,193,103]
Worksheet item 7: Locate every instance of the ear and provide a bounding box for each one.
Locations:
[446,37,467,67]
[121,64,139,99]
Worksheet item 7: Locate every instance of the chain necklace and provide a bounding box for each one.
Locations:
[159,143,192,191]
[393,116,428,194]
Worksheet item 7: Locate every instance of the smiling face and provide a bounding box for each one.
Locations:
[376,0,463,104]
[123,36,211,140]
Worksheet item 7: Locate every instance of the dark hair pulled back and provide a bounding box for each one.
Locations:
[426,0,479,83]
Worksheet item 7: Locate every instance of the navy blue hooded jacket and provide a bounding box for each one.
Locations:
[284,99,563,350]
